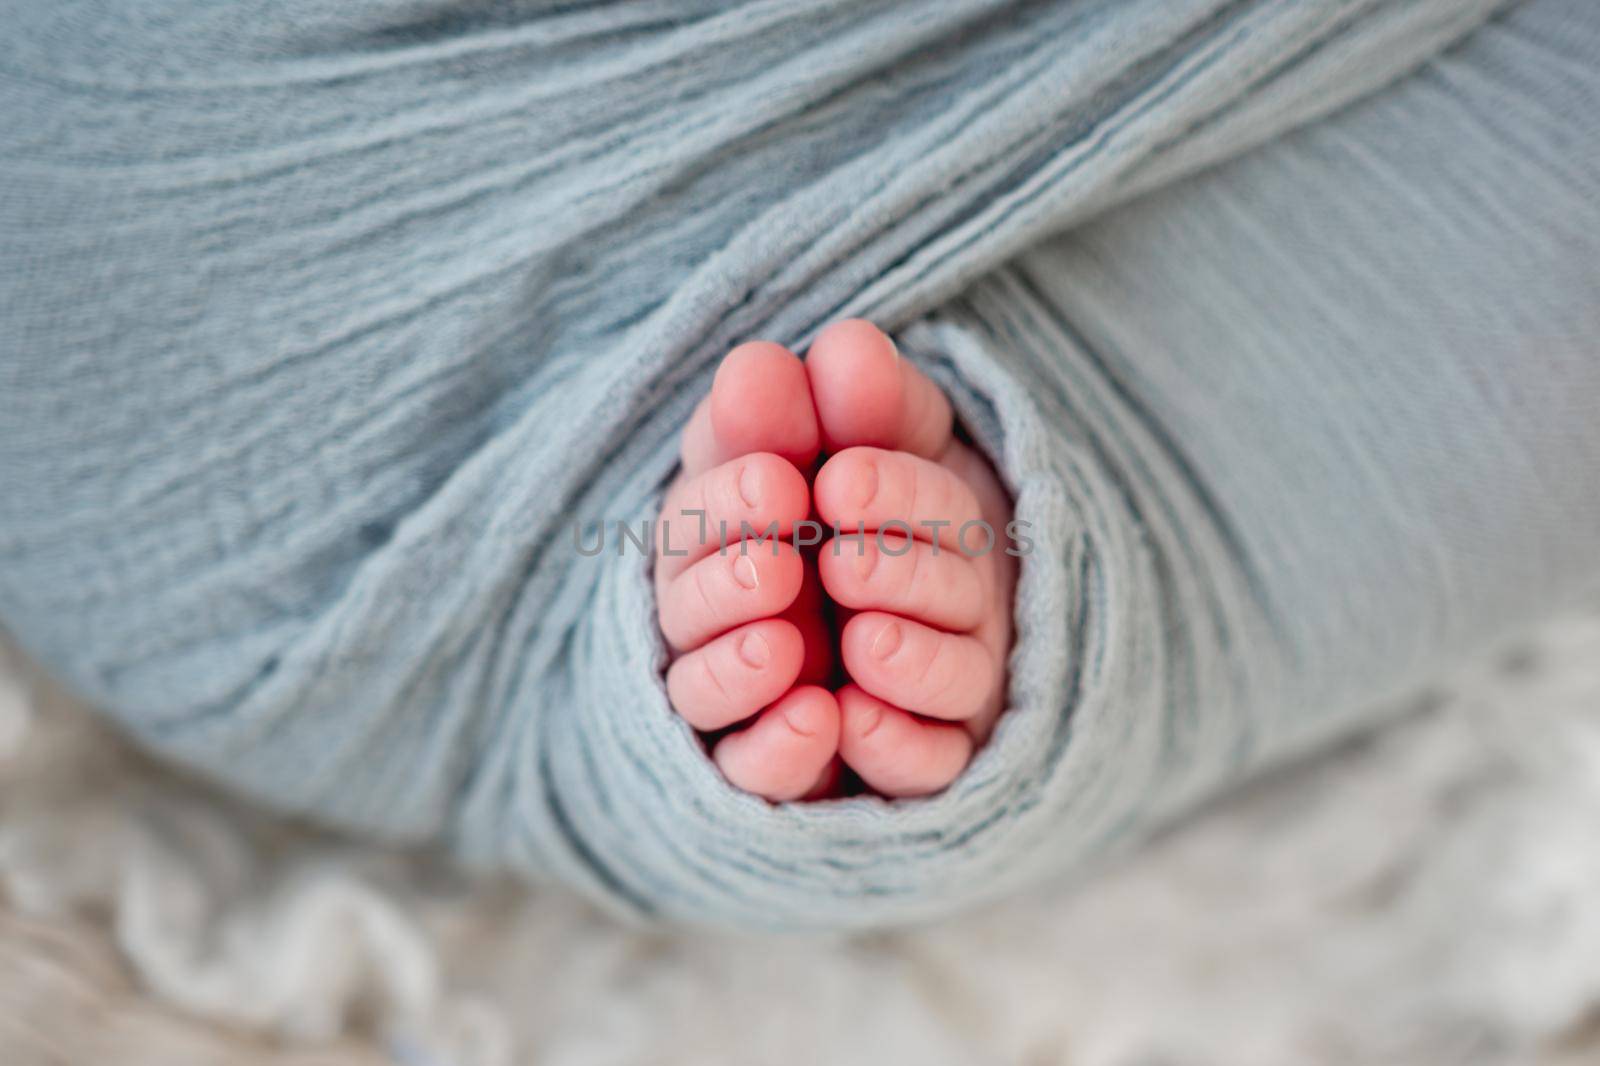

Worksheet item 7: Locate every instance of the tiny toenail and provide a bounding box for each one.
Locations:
[737,464,759,509]
[738,631,770,668]
[855,701,885,738]
[854,540,879,582]
[871,620,902,659]
[851,459,879,510]
[783,705,816,737]
[732,555,760,590]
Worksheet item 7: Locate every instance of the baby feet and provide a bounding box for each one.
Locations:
[655,342,842,801]
[809,321,1016,798]
[657,321,1016,801]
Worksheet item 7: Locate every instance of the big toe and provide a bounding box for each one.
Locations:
[683,341,820,474]
[805,319,952,459]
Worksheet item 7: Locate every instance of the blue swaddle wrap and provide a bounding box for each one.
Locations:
[3,0,1599,927]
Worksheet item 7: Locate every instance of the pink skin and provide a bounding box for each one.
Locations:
[657,343,840,802]
[656,322,1015,801]
[808,320,1015,798]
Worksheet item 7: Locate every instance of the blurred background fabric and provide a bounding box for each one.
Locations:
[4,603,1600,1066]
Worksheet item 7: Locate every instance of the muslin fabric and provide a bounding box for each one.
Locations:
[3,0,1597,927]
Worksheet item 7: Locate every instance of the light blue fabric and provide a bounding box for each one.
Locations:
[3,0,1598,928]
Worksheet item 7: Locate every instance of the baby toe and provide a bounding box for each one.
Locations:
[665,619,805,731]
[658,540,804,651]
[818,531,985,633]
[713,685,841,801]
[806,320,902,452]
[839,611,997,722]
[837,685,971,798]
[708,341,820,471]
[813,447,985,556]
[805,319,952,458]
[657,452,810,579]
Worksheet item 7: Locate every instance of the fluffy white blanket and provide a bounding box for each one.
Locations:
[4,609,1600,1066]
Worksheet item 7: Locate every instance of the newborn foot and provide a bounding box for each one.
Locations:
[807,321,1017,798]
[656,342,841,801]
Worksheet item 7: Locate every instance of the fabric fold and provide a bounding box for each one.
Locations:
[6,0,1599,927]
